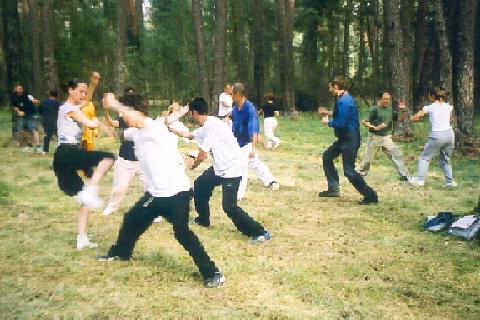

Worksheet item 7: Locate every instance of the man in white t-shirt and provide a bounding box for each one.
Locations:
[98,95,224,288]
[169,97,271,244]
[218,84,233,120]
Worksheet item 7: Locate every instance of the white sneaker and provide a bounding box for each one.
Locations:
[444,181,457,188]
[269,181,280,190]
[102,205,116,216]
[35,147,43,154]
[272,140,281,150]
[153,216,164,223]
[408,176,425,187]
[76,235,98,250]
[76,185,103,209]
[22,146,33,152]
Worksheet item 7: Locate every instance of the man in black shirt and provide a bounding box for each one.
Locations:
[39,90,61,154]
[11,84,41,151]
[258,94,281,150]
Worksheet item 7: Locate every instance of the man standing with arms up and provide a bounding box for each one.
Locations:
[231,83,279,201]
[318,76,378,204]
[358,91,410,180]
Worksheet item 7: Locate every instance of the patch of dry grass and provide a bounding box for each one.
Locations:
[0,110,479,319]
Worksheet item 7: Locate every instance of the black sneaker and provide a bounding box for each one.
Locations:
[192,216,210,227]
[399,176,409,181]
[318,189,340,197]
[359,195,379,205]
[204,271,225,288]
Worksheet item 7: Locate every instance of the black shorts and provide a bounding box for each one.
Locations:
[53,144,115,196]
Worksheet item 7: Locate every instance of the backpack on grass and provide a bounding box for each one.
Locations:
[447,215,480,240]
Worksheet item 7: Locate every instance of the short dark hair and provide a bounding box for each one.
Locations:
[66,79,86,91]
[377,90,390,99]
[428,87,447,101]
[48,90,58,97]
[122,94,148,115]
[189,97,209,115]
[232,83,246,96]
[332,75,348,90]
[124,86,136,95]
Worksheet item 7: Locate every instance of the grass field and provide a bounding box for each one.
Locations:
[0,109,479,319]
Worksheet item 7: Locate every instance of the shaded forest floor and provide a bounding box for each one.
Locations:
[0,110,479,319]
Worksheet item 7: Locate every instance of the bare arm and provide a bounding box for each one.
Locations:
[410,110,427,122]
[318,107,333,116]
[68,110,99,128]
[85,71,100,105]
[104,110,120,128]
[191,149,208,170]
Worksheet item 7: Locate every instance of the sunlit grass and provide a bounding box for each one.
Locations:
[0,110,479,319]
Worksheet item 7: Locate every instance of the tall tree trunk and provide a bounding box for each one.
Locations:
[385,0,414,139]
[40,0,58,93]
[2,0,25,92]
[367,0,380,95]
[28,0,42,97]
[231,1,248,86]
[356,0,366,85]
[253,0,265,106]
[413,0,428,109]
[211,0,227,115]
[114,0,128,96]
[343,0,353,77]
[192,0,210,103]
[434,0,452,100]
[452,0,478,144]
[401,0,414,109]
[327,13,335,81]
[302,11,318,108]
[277,0,295,112]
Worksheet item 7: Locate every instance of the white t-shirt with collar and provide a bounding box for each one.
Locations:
[423,102,453,132]
[218,92,233,117]
[124,118,190,197]
[193,116,244,178]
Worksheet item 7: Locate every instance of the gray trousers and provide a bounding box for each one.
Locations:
[359,133,409,178]
[417,129,455,183]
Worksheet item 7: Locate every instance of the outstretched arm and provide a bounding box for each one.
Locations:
[410,110,427,122]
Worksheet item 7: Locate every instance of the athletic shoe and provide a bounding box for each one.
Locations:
[252,231,272,244]
[359,195,379,205]
[153,216,163,223]
[268,181,280,190]
[22,146,33,152]
[77,185,103,209]
[35,147,43,154]
[318,189,340,197]
[399,175,409,182]
[192,216,210,227]
[204,271,225,288]
[77,235,98,250]
[424,212,457,232]
[102,205,116,216]
[408,176,425,187]
[443,181,458,188]
[272,140,281,150]
[98,255,128,262]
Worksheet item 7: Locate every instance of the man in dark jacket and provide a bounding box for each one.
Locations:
[318,76,378,205]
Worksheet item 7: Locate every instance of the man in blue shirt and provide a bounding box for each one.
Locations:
[231,83,279,200]
[318,76,378,204]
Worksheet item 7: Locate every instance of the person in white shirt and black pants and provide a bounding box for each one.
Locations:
[99,95,224,288]
[170,97,272,244]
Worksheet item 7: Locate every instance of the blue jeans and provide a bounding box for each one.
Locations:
[417,129,455,183]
